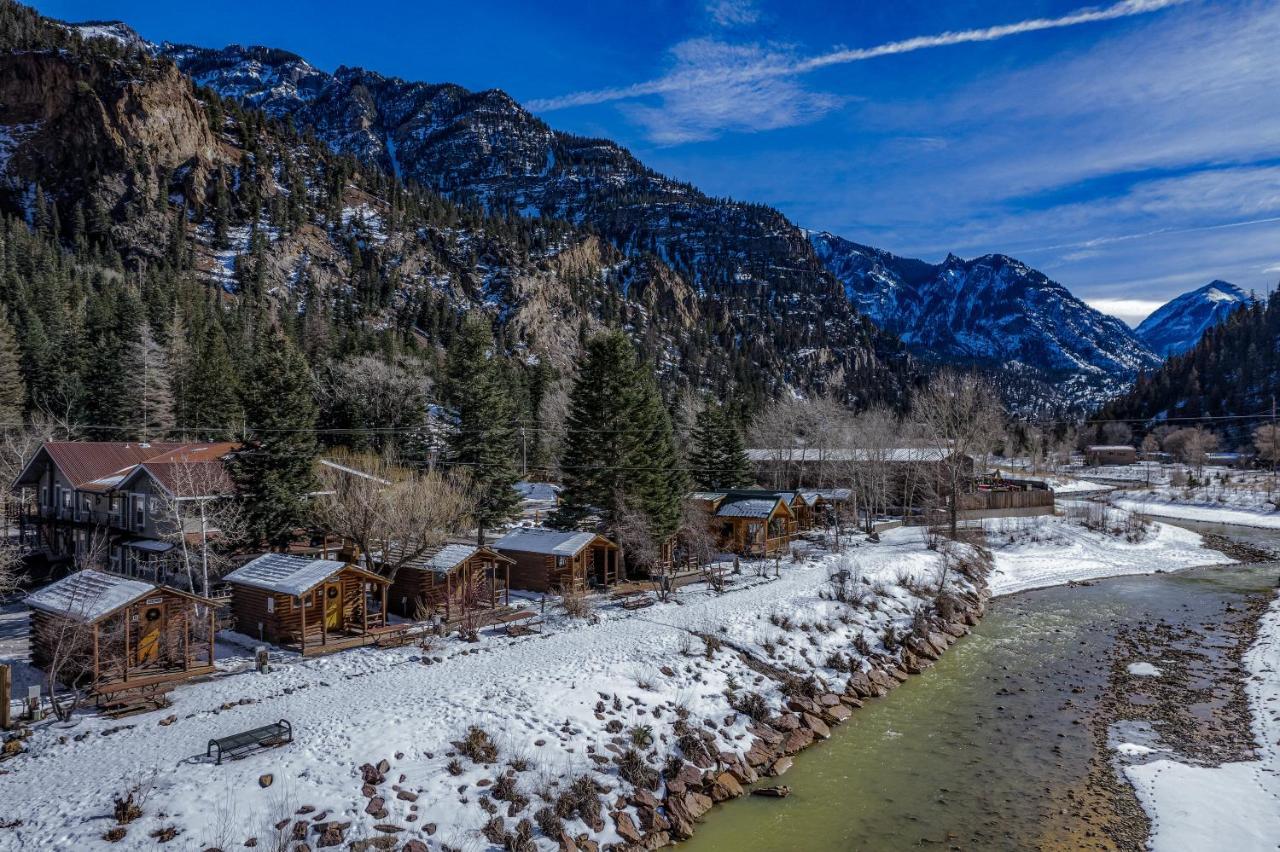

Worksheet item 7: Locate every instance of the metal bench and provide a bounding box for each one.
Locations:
[207,719,293,765]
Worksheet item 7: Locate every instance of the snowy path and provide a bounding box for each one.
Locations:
[1125,593,1280,851]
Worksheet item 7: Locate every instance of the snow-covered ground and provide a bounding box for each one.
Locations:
[1111,482,1280,530]
[0,515,1233,850]
[1124,592,1280,851]
[984,514,1228,596]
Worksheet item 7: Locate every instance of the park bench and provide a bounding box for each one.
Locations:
[207,719,293,765]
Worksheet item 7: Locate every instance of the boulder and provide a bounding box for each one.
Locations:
[258,774,273,789]
[395,790,418,802]
[684,791,714,819]
[363,797,386,818]
[772,713,801,732]
[747,722,783,746]
[638,806,669,832]
[630,789,660,810]
[846,672,873,697]
[767,756,792,777]
[314,824,344,848]
[376,759,390,775]
[751,785,791,798]
[402,842,429,852]
[612,811,642,845]
[782,727,814,754]
[710,772,744,802]
[785,697,820,715]
[744,740,775,768]
[801,714,831,739]
[557,831,579,852]
[823,703,852,724]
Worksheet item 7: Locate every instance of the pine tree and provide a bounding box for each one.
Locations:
[553,332,686,546]
[128,322,176,441]
[231,327,318,547]
[0,313,24,424]
[442,317,519,542]
[689,399,751,489]
[183,326,242,439]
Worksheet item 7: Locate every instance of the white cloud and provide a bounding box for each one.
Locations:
[527,0,1185,113]
[620,39,844,144]
[706,0,760,28]
[1086,298,1167,327]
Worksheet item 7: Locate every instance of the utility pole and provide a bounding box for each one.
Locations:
[520,426,527,479]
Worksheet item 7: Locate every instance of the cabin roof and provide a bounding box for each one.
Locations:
[493,528,610,556]
[802,488,852,502]
[745,448,958,463]
[1085,445,1136,452]
[403,543,514,574]
[716,498,785,519]
[26,570,157,621]
[224,553,382,596]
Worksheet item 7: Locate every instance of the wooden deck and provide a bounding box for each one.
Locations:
[298,624,405,657]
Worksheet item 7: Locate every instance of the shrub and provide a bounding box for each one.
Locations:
[446,758,464,776]
[616,748,659,790]
[561,592,594,620]
[628,724,655,749]
[730,689,770,721]
[458,727,499,764]
[534,805,564,838]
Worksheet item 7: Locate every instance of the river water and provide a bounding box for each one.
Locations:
[685,523,1280,852]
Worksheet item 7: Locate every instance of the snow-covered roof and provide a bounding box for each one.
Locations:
[803,488,852,502]
[1085,445,1136,452]
[716,498,783,519]
[224,553,348,596]
[124,539,173,553]
[745,448,957,463]
[689,491,727,501]
[515,481,560,502]
[493,528,602,556]
[416,544,478,573]
[26,570,156,621]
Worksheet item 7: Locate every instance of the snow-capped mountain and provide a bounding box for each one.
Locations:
[809,231,1162,412]
[1134,280,1255,358]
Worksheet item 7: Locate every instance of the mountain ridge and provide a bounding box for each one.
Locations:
[1135,280,1255,358]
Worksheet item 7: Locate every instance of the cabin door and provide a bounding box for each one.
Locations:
[135,600,165,666]
[324,582,343,631]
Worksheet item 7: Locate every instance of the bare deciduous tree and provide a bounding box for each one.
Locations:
[146,461,246,596]
[313,454,476,582]
[910,371,1005,538]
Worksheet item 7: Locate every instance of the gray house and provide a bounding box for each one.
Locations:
[12,441,239,585]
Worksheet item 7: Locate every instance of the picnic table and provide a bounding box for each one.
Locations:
[491,609,542,635]
[207,719,293,765]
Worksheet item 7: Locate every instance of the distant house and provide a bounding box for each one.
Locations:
[11,441,238,583]
[691,490,797,556]
[388,543,515,622]
[1084,445,1137,466]
[223,554,392,655]
[26,570,216,700]
[493,529,620,593]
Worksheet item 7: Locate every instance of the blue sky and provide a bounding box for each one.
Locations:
[35,0,1280,324]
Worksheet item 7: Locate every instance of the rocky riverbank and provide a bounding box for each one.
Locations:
[1068,571,1275,850]
[602,585,991,851]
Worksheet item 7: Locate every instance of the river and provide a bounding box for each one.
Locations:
[684,521,1280,851]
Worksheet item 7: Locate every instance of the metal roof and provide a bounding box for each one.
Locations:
[224,553,350,596]
[493,528,604,556]
[26,570,156,621]
[716,498,784,519]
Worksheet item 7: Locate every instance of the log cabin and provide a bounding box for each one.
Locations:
[388,543,514,623]
[690,490,797,556]
[493,529,620,593]
[223,554,392,656]
[26,570,216,701]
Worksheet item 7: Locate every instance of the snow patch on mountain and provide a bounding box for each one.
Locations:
[809,230,1162,413]
[1134,280,1254,357]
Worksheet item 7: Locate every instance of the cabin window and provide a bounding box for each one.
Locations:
[266,597,275,614]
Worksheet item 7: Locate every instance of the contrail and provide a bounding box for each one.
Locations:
[1024,215,1280,254]
[528,0,1186,111]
